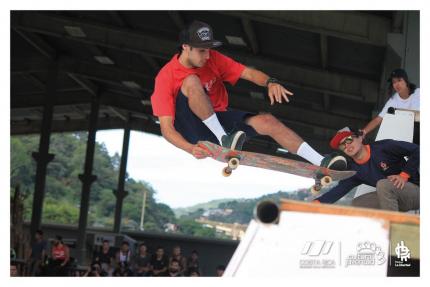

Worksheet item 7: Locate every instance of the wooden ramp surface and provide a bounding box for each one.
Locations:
[280,199,420,225]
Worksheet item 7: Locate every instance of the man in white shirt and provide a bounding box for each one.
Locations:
[361,68,419,136]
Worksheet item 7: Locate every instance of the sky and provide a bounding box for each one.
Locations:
[95,130,314,208]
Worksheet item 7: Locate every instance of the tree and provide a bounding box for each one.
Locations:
[176,219,216,238]
[11,133,177,233]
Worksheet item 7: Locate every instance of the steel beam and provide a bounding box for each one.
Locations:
[67,73,99,96]
[241,18,259,55]
[113,116,131,233]
[11,116,161,136]
[13,28,57,60]
[11,12,379,102]
[217,11,390,46]
[76,94,100,264]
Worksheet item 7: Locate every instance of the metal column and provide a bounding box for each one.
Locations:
[113,116,131,233]
[29,64,57,240]
[76,95,100,264]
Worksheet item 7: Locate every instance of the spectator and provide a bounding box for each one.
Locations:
[150,246,168,277]
[48,235,70,276]
[169,245,187,274]
[26,229,48,276]
[186,250,201,275]
[115,241,133,273]
[189,269,200,277]
[216,265,225,277]
[361,68,420,139]
[10,262,19,277]
[93,240,114,274]
[133,243,151,276]
[167,259,182,277]
[315,128,419,212]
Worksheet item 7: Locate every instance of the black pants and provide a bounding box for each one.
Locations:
[174,90,258,144]
[47,259,68,276]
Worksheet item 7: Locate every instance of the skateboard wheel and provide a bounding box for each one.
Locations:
[321,176,333,186]
[228,158,240,170]
[310,185,321,195]
[222,167,232,177]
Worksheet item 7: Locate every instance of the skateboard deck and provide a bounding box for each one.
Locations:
[198,141,356,193]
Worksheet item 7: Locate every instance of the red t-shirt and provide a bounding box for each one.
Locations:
[52,245,66,261]
[151,50,245,119]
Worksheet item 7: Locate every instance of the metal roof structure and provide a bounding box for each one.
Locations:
[11,11,406,157]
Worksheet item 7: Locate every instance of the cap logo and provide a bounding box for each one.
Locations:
[196,27,211,41]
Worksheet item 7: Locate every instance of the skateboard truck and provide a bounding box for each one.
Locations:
[310,175,333,195]
[222,157,241,177]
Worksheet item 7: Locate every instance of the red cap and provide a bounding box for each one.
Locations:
[329,131,353,149]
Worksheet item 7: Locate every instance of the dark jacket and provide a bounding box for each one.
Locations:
[317,139,419,203]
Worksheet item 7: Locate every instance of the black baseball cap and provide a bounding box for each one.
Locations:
[387,68,409,83]
[179,21,222,49]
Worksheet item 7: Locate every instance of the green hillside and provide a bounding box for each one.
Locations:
[177,189,354,225]
[173,198,242,217]
[10,133,213,237]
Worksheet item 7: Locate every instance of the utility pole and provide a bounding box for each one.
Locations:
[140,190,147,231]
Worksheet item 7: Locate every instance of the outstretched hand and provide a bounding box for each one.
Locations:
[267,83,293,105]
[190,144,212,159]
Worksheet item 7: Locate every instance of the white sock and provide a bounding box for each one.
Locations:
[202,114,227,144]
[296,142,324,166]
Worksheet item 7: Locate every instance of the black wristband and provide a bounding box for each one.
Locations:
[266,77,280,87]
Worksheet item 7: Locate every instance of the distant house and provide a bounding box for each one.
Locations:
[164,223,178,232]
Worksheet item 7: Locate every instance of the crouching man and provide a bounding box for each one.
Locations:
[315,128,419,212]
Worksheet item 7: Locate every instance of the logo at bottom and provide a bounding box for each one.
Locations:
[299,240,338,269]
[345,241,386,267]
[394,241,411,267]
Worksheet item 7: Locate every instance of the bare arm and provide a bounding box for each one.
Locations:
[240,67,293,105]
[159,116,212,159]
[240,66,270,86]
[362,116,383,136]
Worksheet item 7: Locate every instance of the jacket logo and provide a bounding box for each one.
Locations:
[380,162,389,171]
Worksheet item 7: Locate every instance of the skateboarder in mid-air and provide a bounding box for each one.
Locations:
[151,20,346,170]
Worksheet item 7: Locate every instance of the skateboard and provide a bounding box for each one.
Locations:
[198,141,356,194]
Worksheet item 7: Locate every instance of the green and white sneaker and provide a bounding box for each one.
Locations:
[320,153,347,170]
[221,131,246,151]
